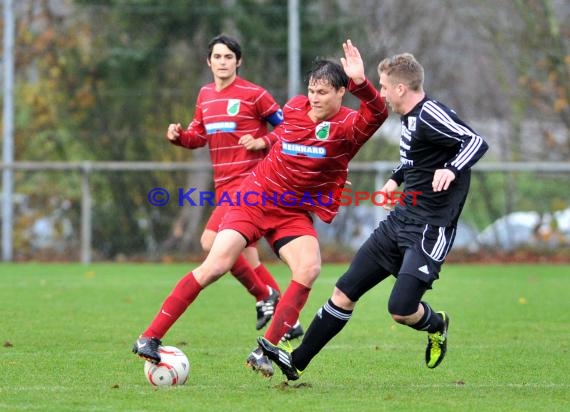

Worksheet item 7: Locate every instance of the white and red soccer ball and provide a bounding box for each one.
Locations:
[144,346,190,386]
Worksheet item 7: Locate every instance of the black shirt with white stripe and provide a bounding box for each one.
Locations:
[390,96,489,227]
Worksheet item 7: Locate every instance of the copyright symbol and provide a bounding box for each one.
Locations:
[148,188,170,206]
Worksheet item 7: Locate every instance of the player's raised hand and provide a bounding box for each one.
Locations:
[340,39,365,85]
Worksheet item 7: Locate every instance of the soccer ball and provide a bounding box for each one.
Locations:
[144,346,190,386]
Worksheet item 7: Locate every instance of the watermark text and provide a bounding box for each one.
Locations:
[147,187,422,208]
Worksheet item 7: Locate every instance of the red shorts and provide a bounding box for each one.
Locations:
[205,202,229,232]
[218,201,318,250]
[206,182,257,245]
[205,203,263,248]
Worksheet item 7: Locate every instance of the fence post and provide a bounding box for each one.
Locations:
[374,161,388,225]
[81,162,92,264]
[2,0,15,262]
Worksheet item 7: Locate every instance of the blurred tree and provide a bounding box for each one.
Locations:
[451,0,569,160]
[70,1,229,256]
[447,0,569,222]
[10,1,101,258]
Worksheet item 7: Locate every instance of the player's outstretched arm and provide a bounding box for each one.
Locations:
[340,39,365,86]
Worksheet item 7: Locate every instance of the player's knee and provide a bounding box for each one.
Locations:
[309,261,322,281]
[200,241,211,252]
[390,313,409,324]
[308,261,321,278]
[200,230,216,252]
[213,258,234,276]
[193,266,222,287]
[242,247,260,267]
[197,256,234,284]
[292,261,321,286]
[387,297,418,324]
[200,236,213,252]
[331,287,355,311]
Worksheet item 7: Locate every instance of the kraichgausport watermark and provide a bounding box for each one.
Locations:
[147,187,422,208]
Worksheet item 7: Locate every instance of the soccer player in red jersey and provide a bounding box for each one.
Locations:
[164,34,293,334]
[133,40,388,376]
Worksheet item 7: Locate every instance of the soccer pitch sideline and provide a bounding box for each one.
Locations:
[1,263,568,412]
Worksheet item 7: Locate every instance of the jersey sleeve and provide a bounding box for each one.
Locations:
[390,163,405,185]
[260,126,282,148]
[254,89,283,148]
[255,89,281,119]
[419,101,489,175]
[346,78,389,145]
[172,99,208,149]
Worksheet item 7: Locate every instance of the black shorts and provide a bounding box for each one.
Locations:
[336,213,456,302]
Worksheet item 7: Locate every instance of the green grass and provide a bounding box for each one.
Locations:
[1,263,569,411]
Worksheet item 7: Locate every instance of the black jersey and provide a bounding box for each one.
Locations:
[390,96,488,227]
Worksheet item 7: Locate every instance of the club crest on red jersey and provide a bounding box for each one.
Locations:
[315,122,330,140]
[227,99,240,116]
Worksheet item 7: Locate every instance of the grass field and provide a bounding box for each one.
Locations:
[1,263,569,411]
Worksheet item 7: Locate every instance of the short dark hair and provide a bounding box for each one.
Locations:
[207,34,242,61]
[305,60,349,90]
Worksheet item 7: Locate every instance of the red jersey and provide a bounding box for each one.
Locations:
[242,78,388,223]
[174,76,281,195]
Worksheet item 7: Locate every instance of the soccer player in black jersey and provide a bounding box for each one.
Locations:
[258,53,489,380]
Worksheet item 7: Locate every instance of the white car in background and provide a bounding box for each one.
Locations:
[477,209,570,250]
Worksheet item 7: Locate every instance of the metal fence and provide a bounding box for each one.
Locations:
[2,161,570,263]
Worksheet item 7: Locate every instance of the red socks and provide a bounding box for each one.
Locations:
[254,263,281,294]
[230,254,269,301]
[143,272,203,339]
[264,280,310,344]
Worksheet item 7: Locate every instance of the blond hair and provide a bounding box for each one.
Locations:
[378,53,424,91]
